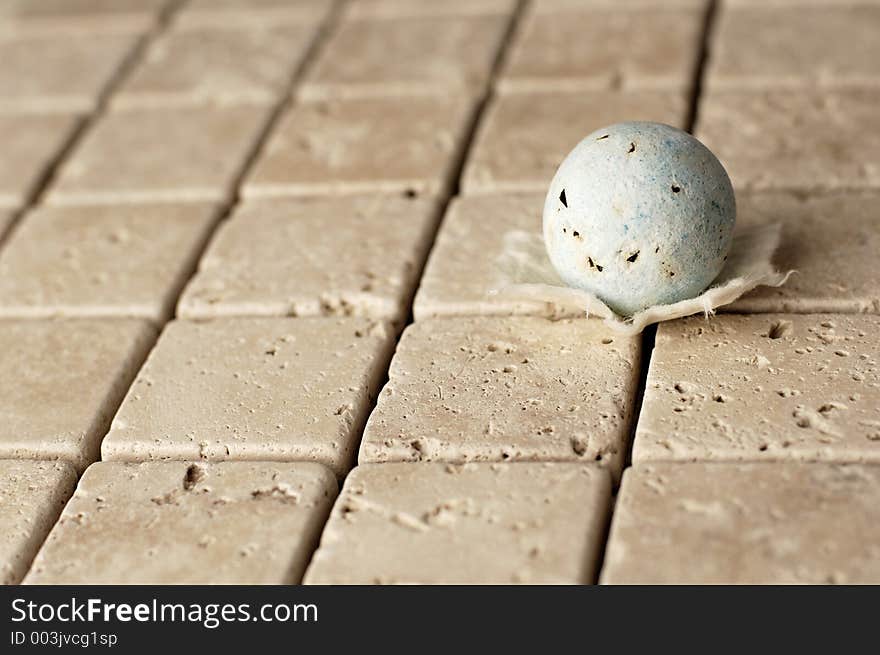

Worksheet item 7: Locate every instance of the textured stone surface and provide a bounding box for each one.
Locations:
[48,104,272,205]
[304,462,611,584]
[0,0,168,33]
[500,5,703,92]
[414,193,579,320]
[696,89,880,191]
[25,461,337,584]
[708,6,880,89]
[728,191,880,314]
[244,96,476,198]
[301,13,510,98]
[0,460,76,585]
[0,113,80,209]
[102,318,395,477]
[114,23,318,108]
[0,319,155,472]
[179,195,440,327]
[0,202,221,323]
[532,0,707,9]
[462,90,687,193]
[343,0,517,19]
[175,0,331,29]
[634,314,880,464]
[360,317,641,482]
[602,462,880,584]
[0,31,142,112]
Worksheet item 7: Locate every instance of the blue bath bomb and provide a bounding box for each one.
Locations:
[543,122,736,316]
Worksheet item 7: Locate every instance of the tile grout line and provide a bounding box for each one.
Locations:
[593,0,720,584]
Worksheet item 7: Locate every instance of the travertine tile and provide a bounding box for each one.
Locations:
[48,104,272,205]
[0,319,155,472]
[499,5,704,92]
[725,0,880,5]
[0,31,143,113]
[360,317,641,481]
[244,96,476,198]
[175,0,331,29]
[532,0,707,9]
[25,461,337,584]
[344,0,517,19]
[179,195,440,327]
[602,462,880,584]
[708,6,880,89]
[102,318,396,477]
[727,191,880,314]
[0,0,168,34]
[0,460,77,585]
[0,113,80,209]
[634,314,880,464]
[462,90,687,194]
[114,24,318,108]
[304,462,612,584]
[301,13,510,98]
[414,194,584,320]
[696,89,880,191]
[0,203,221,323]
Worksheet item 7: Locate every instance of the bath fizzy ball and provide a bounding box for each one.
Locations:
[543,121,736,316]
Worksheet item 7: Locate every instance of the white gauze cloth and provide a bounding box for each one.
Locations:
[489,222,793,336]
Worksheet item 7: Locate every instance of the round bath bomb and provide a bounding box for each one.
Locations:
[543,121,735,316]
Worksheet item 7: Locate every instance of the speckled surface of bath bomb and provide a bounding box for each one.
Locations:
[543,122,735,316]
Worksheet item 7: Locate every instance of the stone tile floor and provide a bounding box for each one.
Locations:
[0,0,877,585]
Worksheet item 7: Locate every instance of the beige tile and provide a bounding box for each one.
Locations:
[0,319,155,472]
[696,89,880,191]
[633,314,880,465]
[0,0,168,34]
[102,318,395,477]
[708,6,880,90]
[499,5,704,92]
[0,203,221,323]
[414,193,584,320]
[727,191,880,314]
[726,0,880,5]
[344,0,517,19]
[532,0,707,9]
[175,0,331,29]
[602,462,880,584]
[0,113,81,209]
[179,195,440,327]
[25,461,337,584]
[244,95,476,198]
[360,317,641,482]
[462,90,687,194]
[114,24,318,108]
[0,460,76,585]
[304,462,611,584]
[48,104,273,205]
[0,31,143,113]
[301,13,510,98]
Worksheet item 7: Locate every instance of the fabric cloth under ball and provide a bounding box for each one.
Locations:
[490,222,792,336]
